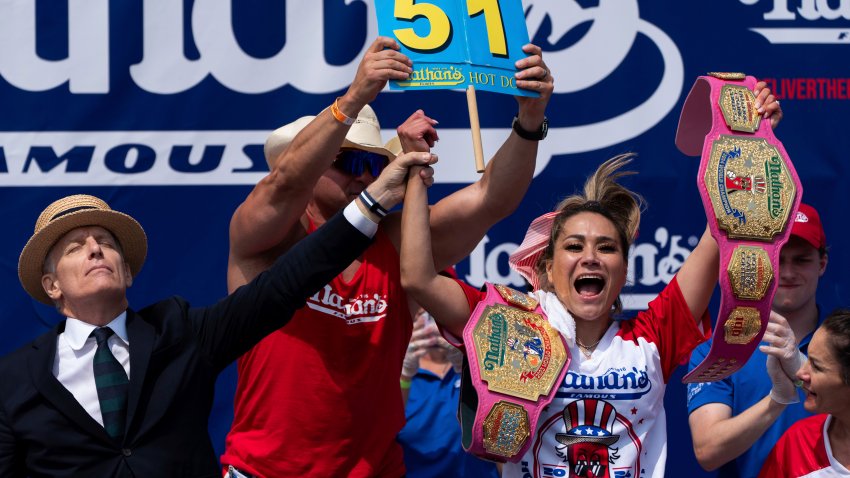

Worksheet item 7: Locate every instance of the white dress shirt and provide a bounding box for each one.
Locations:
[52,312,130,427]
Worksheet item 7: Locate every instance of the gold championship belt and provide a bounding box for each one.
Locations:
[459,283,570,461]
[676,73,802,382]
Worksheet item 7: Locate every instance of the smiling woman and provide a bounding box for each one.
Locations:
[400,153,721,477]
[759,309,850,477]
[527,156,642,347]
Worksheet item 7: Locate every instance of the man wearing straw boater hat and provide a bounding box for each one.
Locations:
[0,149,434,476]
[221,36,553,478]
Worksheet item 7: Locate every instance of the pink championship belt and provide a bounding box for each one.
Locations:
[459,283,570,462]
[675,73,802,383]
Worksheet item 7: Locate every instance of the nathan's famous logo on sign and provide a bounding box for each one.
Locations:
[401,66,465,88]
[0,0,683,186]
[740,0,850,44]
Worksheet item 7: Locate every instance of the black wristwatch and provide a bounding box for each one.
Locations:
[512,115,548,141]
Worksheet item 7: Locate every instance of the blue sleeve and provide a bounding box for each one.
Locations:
[686,339,735,413]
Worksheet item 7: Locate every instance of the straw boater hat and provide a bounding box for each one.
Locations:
[18,195,147,305]
[263,104,401,170]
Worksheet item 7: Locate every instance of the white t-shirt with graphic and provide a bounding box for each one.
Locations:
[501,276,708,478]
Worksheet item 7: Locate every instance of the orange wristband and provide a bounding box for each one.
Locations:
[331,98,355,126]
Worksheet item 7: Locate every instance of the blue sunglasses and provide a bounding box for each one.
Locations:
[333,149,389,177]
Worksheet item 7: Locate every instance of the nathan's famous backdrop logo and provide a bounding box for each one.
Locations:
[0,0,683,186]
[1,0,846,187]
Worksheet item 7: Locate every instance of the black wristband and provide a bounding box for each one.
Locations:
[359,190,388,218]
[512,115,548,141]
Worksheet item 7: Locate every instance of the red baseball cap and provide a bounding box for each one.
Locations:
[791,203,827,251]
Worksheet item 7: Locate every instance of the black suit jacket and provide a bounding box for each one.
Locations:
[0,211,373,477]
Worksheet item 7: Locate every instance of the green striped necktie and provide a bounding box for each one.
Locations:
[91,327,129,441]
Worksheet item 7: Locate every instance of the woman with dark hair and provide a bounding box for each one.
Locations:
[400,154,719,477]
[759,308,850,477]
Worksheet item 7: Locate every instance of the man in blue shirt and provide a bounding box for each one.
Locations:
[686,203,829,478]
[398,308,499,478]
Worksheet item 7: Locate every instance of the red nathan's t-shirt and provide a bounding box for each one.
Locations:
[760,414,850,477]
[221,227,412,478]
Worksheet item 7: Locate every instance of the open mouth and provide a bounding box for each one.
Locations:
[574,274,605,298]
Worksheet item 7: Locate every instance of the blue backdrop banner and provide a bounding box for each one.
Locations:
[0,1,847,476]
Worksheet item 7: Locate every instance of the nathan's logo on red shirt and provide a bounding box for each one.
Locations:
[306,285,388,325]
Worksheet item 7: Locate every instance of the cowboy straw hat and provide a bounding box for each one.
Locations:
[19,194,147,305]
[263,104,401,170]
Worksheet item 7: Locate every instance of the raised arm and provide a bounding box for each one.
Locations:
[675,226,719,323]
[204,151,436,368]
[400,163,476,338]
[677,82,781,320]
[228,37,412,290]
[394,44,553,270]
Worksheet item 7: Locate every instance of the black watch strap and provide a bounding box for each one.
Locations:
[359,190,387,217]
[512,116,548,141]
